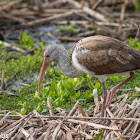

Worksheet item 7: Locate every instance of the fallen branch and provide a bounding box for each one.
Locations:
[66,0,107,22]
[0,90,19,96]
[12,10,77,30]
[0,115,140,122]
[57,36,82,41]
[117,0,127,39]
[67,119,119,130]
[0,0,21,11]
[0,40,38,54]
[0,41,26,53]
[47,96,54,116]
[67,101,79,116]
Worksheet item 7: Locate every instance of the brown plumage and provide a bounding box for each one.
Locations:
[38,35,140,123]
[70,36,140,75]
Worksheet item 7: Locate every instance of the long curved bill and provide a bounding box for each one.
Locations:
[38,57,51,97]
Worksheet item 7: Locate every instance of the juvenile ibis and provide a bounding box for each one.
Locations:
[38,35,140,118]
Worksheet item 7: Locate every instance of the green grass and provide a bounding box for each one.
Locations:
[135,0,140,10]
[0,34,140,115]
[55,24,82,36]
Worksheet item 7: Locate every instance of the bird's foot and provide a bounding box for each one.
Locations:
[105,88,117,108]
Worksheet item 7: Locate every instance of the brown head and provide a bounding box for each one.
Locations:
[38,45,64,97]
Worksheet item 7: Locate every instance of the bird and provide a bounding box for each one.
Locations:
[38,35,140,120]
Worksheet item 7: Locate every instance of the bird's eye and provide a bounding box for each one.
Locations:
[46,55,50,57]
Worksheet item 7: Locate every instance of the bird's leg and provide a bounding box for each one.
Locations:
[93,82,107,124]
[101,82,108,117]
[106,72,135,107]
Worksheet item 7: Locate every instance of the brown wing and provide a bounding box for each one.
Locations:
[71,35,140,75]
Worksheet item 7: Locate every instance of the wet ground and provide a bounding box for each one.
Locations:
[3,24,76,50]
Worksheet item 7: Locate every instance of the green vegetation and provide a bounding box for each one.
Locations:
[135,0,140,10]
[94,132,104,140]
[0,33,140,115]
[129,37,140,50]
[20,32,35,50]
[56,24,81,36]
[58,24,81,33]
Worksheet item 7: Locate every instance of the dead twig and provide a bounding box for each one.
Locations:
[52,118,66,140]
[66,0,107,22]
[12,10,77,30]
[92,0,104,10]
[0,115,139,122]
[0,90,19,96]
[35,0,44,13]
[67,101,79,116]
[0,0,21,11]
[67,119,119,130]
[47,96,54,116]
[58,36,82,41]
[117,0,127,39]
[0,41,26,53]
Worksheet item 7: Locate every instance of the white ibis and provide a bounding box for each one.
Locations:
[38,35,140,118]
